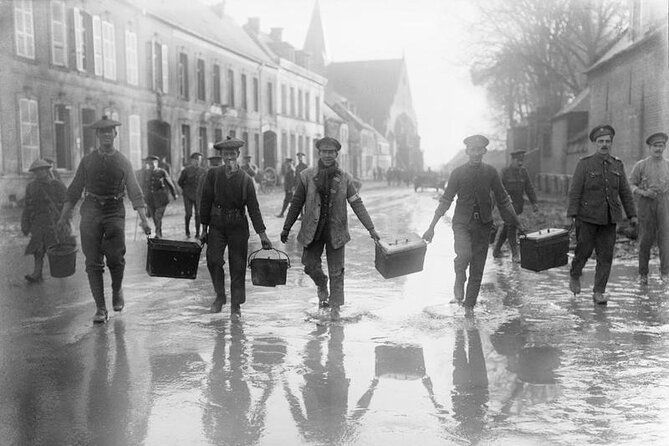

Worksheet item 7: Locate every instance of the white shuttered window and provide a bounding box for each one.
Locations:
[125,29,138,85]
[19,98,40,172]
[102,20,116,80]
[92,15,102,76]
[73,8,85,71]
[129,115,142,168]
[50,1,67,66]
[161,44,169,93]
[14,0,35,59]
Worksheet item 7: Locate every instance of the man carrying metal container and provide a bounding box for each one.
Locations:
[280,136,380,316]
[567,125,637,304]
[199,137,272,319]
[422,135,522,314]
[57,116,151,324]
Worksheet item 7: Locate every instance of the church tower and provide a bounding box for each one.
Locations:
[303,0,327,74]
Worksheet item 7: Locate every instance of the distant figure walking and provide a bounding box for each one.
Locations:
[178,152,206,238]
[145,155,177,238]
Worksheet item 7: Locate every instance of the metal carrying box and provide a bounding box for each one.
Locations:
[248,248,290,287]
[375,233,427,279]
[520,228,569,272]
[146,238,203,279]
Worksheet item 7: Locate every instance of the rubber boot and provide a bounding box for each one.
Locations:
[194,215,201,239]
[185,215,191,238]
[110,268,125,312]
[510,242,520,263]
[25,254,44,283]
[87,271,108,323]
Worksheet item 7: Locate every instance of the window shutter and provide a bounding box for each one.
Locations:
[82,11,93,73]
[92,15,102,76]
[161,44,168,93]
[145,41,153,89]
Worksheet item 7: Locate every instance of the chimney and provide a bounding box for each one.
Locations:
[246,17,260,35]
[270,27,283,42]
[210,1,226,19]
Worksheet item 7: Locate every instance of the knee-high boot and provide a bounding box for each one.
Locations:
[185,215,191,237]
[110,267,125,311]
[87,271,108,323]
[194,215,201,238]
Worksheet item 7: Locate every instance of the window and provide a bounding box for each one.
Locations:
[241,74,248,110]
[290,133,296,158]
[128,115,141,168]
[92,16,103,75]
[227,69,235,106]
[315,96,321,123]
[125,29,138,85]
[50,1,67,66]
[72,8,92,72]
[81,108,96,155]
[101,20,116,80]
[214,128,223,143]
[254,133,260,161]
[180,124,191,160]
[290,87,295,116]
[199,126,207,153]
[298,90,303,118]
[14,0,35,59]
[161,44,168,93]
[178,52,189,98]
[19,98,39,172]
[305,92,311,121]
[53,104,71,169]
[281,131,287,157]
[298,135,304,157]
[213,64,221,103]
[148,42,167,92]
[281,84,287,114]
[267,82,274,114]
[228,129,236,138]
[196,58,205,101]
[253,78,259,112]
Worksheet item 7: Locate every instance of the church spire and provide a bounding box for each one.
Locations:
[303,0,327,74]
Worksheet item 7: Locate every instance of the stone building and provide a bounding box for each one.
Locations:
[0,0,284,204]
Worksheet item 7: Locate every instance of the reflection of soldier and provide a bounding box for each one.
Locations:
[21,159,67,283]
[629,132,669,284]
[145,155,177,239]
[451,326,489,443]
[202,322,275,444]
[177,152,206,238]
[284,324,375,444]
[492,150,539,262]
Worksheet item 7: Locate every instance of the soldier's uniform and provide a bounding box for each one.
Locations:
[145,155,177,238]
[493,150,538,260]
[629,132,669,281]
[295,152,308,177]
[277,158,296,217]
[567,125,636,301]
[178,152,207,238]
[65,116,147,322]
[240,155,258,181]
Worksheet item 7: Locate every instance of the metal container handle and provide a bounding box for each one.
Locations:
[248,248,291,269]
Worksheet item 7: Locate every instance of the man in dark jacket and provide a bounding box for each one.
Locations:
[281,137,380,316]
[567,125,637,304]
[276,157,296,218]
[58,116,151,323]
[146,155,177,238]
[178,152,206,238]
[200,137,272,318]
[492,150,539,262]
[295,152,308,176]
[423,135,523,313]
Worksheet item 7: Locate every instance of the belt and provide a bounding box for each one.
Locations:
[85,192,124,201]
[213,205,244,214]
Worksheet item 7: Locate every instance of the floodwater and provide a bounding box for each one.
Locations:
[0,184,668,445]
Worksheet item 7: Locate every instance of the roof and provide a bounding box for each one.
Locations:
[323,103,343,122]
[330,102,375,132]
[327,59,406,133]
[586,25,666,74]
[139,0,273,64]
[553,88,590,119]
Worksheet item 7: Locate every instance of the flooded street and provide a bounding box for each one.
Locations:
[1,184,668,445]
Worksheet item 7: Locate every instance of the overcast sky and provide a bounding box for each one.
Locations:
[223,0,497,168]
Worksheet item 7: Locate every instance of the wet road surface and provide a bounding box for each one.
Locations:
[1,183,668,445]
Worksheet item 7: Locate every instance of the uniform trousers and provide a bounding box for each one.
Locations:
[453,219,493,307]
[637,195,669,276]
[302,234,345,305]
[206,223,249,307]
[570,219,616,293]
[80,198,126,275]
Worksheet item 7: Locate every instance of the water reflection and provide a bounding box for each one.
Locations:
[284,324,376,444]
[451,325,489,443]
[202,321,280,445]
[86,320,133,446]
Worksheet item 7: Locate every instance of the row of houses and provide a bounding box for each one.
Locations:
[0,0,422,204]
[507,0,669,195]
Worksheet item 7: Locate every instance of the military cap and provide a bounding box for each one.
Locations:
[189,152,203,159]
[90,115,121,129]
[510,150,526,159]
[315,136,341,151]
[28,159,52,172]
[463,134,489,149]
[145,155,159,161]
[207,155,222,161]
[213,136,245,151]
[296,152,306,157]
[589,125,615,142]
[646,132,668,146]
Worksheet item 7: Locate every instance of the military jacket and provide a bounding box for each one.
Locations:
[567,153,636,225]
[178,165,207,200]
[500,166,537,214]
